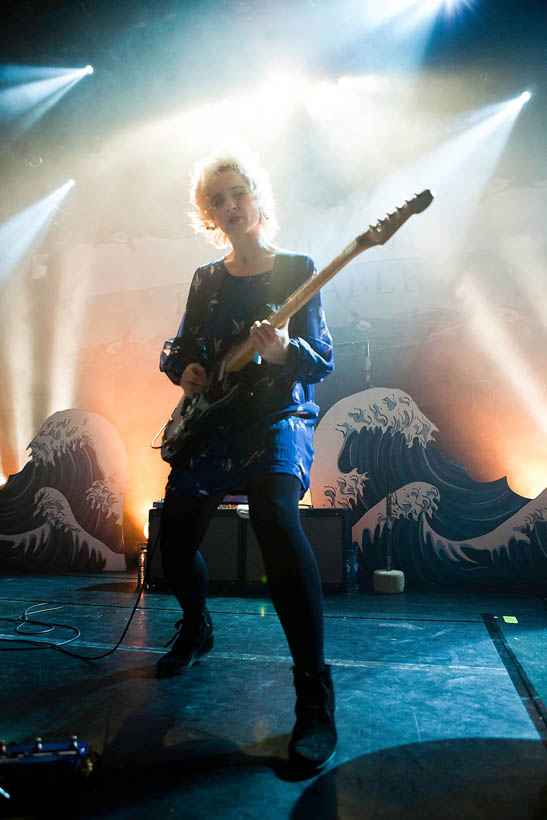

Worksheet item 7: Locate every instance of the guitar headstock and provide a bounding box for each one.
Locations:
[357,189,434,249]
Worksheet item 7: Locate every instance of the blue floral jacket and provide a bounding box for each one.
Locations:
[160,251,334,435]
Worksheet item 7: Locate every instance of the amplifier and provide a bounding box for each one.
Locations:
[146,507,244,589]
[146,505,351,593]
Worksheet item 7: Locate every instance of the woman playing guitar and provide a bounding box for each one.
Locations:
[157,142,336,772]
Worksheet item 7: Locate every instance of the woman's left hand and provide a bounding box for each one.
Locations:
[250,319,290,366]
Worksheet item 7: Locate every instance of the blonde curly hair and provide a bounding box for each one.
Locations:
[189,141,279,249]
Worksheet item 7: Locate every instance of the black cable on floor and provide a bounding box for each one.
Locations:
[0,528,159,662]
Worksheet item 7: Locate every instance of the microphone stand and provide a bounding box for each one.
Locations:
[338,331,404,593]
[368,340,405,595]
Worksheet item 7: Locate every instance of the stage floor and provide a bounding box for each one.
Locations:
[1,574,546,819]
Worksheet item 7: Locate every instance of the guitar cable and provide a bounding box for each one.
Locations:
[0,527,160,662]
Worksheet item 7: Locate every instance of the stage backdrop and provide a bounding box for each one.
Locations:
[0,172,545,583]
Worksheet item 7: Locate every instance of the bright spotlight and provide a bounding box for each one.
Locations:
[440,0,475,18]
[507,90,533,112]
[67,178,76,188]
[84,65,94,76]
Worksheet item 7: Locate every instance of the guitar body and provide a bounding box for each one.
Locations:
[160,362,263,465]
[161,387,238,465]
[157,190,434,465]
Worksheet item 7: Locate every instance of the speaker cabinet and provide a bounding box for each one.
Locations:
[244,508,350,589]
[146,505,351,593]
[147,507,245,586]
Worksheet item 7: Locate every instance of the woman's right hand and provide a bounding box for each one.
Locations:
[180,363,209,397]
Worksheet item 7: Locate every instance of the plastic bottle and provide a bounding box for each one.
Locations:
[138,545,147,589]
[346,545,359,596]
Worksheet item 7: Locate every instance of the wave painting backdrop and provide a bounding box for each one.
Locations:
[310,388,547,586]
[0,410,127,572]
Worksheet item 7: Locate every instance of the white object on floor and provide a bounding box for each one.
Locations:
[373,569,405,594]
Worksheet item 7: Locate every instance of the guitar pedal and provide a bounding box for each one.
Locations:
[0,736,94,814]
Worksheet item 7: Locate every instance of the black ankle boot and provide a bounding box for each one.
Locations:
[156,609,214,678]
[289,665,337,771]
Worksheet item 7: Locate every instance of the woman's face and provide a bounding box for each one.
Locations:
[204,170,261,241]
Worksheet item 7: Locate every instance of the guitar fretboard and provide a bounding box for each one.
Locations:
[225,190,433,373]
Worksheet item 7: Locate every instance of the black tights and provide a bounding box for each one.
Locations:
[159,473,325,675]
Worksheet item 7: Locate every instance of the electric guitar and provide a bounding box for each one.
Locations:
[154,190,434,465]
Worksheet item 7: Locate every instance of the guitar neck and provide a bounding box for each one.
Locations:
[224,190,433,373]
[224,237,368,373]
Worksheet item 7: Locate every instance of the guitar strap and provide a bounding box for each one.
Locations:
[184,252,308,327]
[166,253,308,364]
[267,251,309,312]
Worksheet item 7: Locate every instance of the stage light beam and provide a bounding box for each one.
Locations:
[359,90,533,267]
[346,0,453,73]
[439,0,476,18]
[0,180,76,286]
[456,273,547,439]
[0,66,94,145]
[0,180,77,467]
